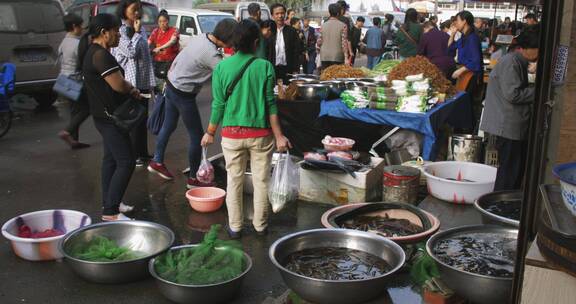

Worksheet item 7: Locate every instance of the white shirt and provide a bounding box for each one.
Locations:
[275,26,287,66]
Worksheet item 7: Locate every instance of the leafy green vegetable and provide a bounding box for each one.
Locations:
[154,224,245,285]
[70,236,141,262]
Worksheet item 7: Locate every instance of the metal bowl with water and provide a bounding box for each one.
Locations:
[269,229,405,304]
[296,83,330,100]
[426,225,517,304]
[149,244,253,304]
[59,221,175,284]
[474,190,522,227]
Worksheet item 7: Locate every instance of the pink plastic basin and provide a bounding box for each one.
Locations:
[185,187,226,213]
[320,203,440,244]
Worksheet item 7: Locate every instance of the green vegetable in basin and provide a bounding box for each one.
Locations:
[154,224,245,285]
[70,236,142,262]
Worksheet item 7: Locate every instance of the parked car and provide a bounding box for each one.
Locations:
[66,0,159,33]
[196,1,270,21]
[166,8,235,49]
[0,0,66,108]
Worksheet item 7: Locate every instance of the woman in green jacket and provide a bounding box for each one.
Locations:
[201,20,291,239]
[394,8,422,59]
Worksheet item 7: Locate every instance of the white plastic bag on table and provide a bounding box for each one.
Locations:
[268,151,299,213]
[196,147,214,184]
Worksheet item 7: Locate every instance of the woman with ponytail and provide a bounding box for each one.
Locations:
[80,13,142,221]
[111,0,156,167]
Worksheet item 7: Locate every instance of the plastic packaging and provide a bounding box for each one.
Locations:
[268,151,299,213]
[196,147,215,184]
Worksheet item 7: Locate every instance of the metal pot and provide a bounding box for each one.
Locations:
[269,229,405,304]
[320,80,346,95]
[289,78,319,85]
[149,244,253,304]
[474,190,522,227]
[296,83,330,100]
[448,134,484,163]
[426,225,517,304]
[59,221,175,284]
[288,73,319,80]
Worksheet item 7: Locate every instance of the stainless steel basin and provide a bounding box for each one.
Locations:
[59,221,175,284]
[426,225,517,304]
[269,228,405,304]
[149,244,252,304]
[474,191,522,227]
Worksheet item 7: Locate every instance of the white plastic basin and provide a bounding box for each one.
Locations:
[423,161,497,204]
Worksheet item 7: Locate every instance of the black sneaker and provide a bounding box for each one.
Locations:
[135,158,149,167]
[226,226,242,240]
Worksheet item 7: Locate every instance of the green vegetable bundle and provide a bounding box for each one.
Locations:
[154,224,245,285]
[71,236,141,262]
[373,60,401,73]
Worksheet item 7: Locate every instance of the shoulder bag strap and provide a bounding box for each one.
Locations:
[225,57,257,102]
[399,25,418,46]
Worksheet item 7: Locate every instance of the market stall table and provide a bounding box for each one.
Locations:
[318,92,474,160]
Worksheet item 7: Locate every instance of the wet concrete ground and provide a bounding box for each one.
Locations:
[0,76,483,303]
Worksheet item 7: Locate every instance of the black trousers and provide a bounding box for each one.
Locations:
[65,92,90,140]
[494,136,527,191]
[94,118,136,215]
[130,93,149,159]
[275,65,291,85]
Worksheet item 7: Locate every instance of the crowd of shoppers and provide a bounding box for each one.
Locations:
[51,0,541,234]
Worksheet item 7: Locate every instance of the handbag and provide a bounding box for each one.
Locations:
[53,73,83,101]
[85,79,146,133]
[147,90,165,135]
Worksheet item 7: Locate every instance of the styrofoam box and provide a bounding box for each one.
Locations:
[299,157,385,205]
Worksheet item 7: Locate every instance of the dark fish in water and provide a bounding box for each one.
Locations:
[445,177,475,182]
[339,214,424,237]
[283,247,391,281]
[484,200,521,221]
[433,232,516,278]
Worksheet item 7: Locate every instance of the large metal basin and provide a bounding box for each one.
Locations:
[149,244,252,304]
[59,221,175,284]
[426,225,517,304]
[269,228,405,304]
[474,190,522,227]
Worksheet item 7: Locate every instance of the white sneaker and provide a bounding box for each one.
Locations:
[119,202,135,213]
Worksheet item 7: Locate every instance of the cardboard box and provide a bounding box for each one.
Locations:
[298,157,385,205]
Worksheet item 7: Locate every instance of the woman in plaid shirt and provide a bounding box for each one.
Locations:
[111,0,155,167]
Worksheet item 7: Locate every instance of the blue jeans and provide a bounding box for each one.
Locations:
[153,85,203,177]
[305,51,317,74]
[367,55,381,69]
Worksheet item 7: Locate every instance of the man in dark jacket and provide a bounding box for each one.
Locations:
[269,3,302,83]
[479,26,539,190]
[350,16,364,65]
[302,17,317,74]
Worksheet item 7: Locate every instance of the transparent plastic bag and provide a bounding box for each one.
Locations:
[268,151,299,213]
[196,147,214,184]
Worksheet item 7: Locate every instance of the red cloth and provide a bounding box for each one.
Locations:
[222,127,272,139]
[148,27,179,62]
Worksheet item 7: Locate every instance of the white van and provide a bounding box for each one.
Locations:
[196,1,270,21]
[166,8,235,49]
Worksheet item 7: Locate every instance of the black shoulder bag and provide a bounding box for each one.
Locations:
[85,78,146,133]
[225,57,257,101]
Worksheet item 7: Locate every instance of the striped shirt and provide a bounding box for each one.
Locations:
[111,23,155,90]
[167,34,222,94]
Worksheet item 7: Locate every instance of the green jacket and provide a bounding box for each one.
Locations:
[395,22,422,58]
[209,52,277,128]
